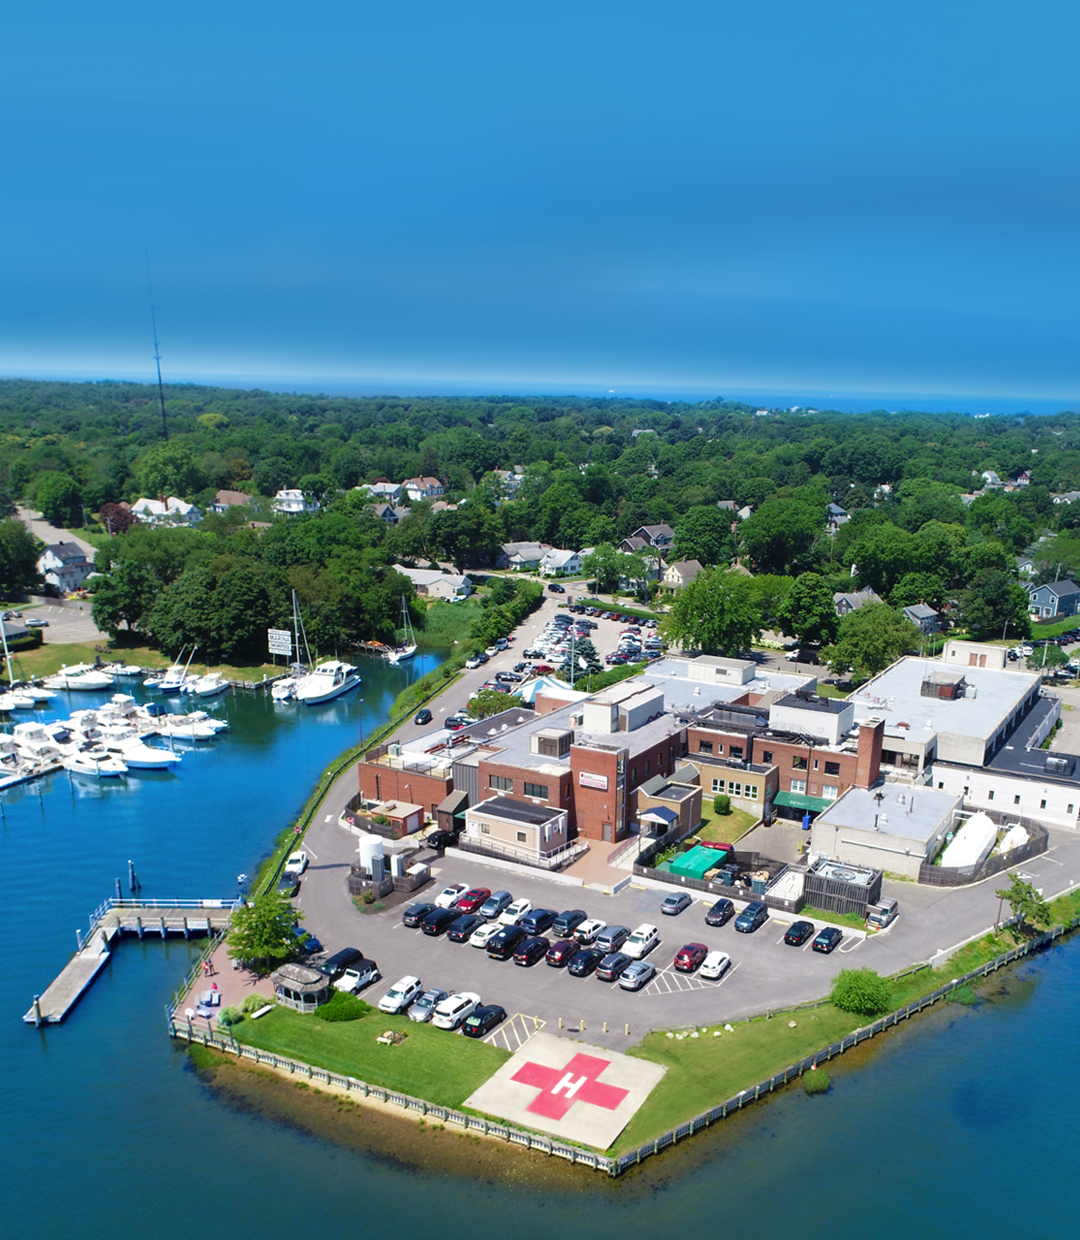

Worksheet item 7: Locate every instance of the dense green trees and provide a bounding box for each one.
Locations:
[35,472,83,526]
[957,570,1032,641]
[670,505,733,567]
[739,498,824,576]
[821,602,921,680]
[0,519,40,595]
[662,568,760,656]
[776,572,839,646]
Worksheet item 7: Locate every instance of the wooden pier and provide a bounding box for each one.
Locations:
[25,897,239,1025]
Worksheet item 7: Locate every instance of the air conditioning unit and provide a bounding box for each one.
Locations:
[388,743,401,757]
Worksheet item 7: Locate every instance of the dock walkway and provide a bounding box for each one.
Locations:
[25,897,240,1025]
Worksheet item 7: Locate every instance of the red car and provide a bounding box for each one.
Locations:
[455,887,491,915]
[673,942,709,972]
[533,664,554,675]
[545,939,578,967]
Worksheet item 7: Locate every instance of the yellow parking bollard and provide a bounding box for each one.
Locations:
[558,1017,563,1029]
[603,1021,608,1033]
[625,1024,629,1035]
[580,1019,585,1032]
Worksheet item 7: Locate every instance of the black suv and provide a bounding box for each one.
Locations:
[486,924,528,960]
[316,947,363,980]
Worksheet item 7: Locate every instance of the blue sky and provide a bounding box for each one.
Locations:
[2,1,1078,406]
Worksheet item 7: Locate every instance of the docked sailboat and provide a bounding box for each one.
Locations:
[43,663,115,691]
[294,660,360,705]
[385,596,418,664]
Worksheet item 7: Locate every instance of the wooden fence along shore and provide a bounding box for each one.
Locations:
[168,916,1079,1177]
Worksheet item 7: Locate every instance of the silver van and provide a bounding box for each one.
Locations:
[594,924,630,954]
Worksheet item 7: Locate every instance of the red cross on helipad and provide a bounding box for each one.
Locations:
[510,1053,630,1120]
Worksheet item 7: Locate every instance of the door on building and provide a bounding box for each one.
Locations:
[602,822,613,843]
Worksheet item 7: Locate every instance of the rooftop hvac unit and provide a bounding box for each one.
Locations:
[387,743,401,757]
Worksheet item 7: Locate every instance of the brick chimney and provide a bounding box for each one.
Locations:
[854,718,884,789]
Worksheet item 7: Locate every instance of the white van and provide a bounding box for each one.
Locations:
[623,923,660,959]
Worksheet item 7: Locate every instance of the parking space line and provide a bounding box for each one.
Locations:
[485,1012,545,1050]
[838,938,862,954]
[306,847,318,860]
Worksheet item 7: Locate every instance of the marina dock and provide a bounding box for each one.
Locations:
[26,897,240,1025]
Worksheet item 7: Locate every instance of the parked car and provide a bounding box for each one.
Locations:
[462,1004,507,1038]
[470,922,503,949]
[573,918,606,944]
[499,897,532,926]
[661,892,693,916]
[285,850,308,874]
[548,583,565,593]
[402,902,438,928]
[552,909,588,938]
[487,924,529,960]
[424,829,458,851]
[545,939,578,967]
[465,656,482,670]
[434,883,470,909]
[784,920,815,946]
[567,948,605,977]
[513,935,551,966]
[432,991,481,1030]
[421,907,460,936]
[447,913,486,943]
[623,923,660,959]
[673,942,709,973]
[813,927,843,954]
[317,947,363,980]
[485,646,500,657]
[409,987,449,1023]
[705,897,735,927]
[619,960,656,991]
[518,907,559,935]
[336,958,381,992]
[290,928,322,956]
[414,708,433,725]
[596,952,633,982]
[25,617,48,627]
[734,901,769,933]
[455,887,491,915]
[595,924,631,954]
[495,671,523,683]
[479,890,514,920]
[277,872,300,898]
[378,975,423,1013]
[700,950,731,980]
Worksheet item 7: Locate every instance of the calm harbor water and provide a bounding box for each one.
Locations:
[3,652,1079,1237]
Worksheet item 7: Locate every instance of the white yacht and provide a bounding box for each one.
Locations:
[294,660,360,705]
[190,671,229,698]
[64,750,128,778]
[99,728,181,769]
[44,664,115,691]
[271,676,298,702]
[109,663,145,677]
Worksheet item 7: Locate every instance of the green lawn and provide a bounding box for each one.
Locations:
[233,1006,509,1107]
[13,639,278,682]
[697,803,759,842]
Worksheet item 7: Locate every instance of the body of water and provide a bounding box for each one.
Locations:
[3,650,1078,1237]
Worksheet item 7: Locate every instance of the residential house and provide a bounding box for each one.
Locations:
[207,489,253,514]
[361,481,403,503]
[1053,491,1080,505]
[629,524,675,551]
[902,603,941,635]
[131,496,202,526]
[491,469,524,498]
[540,548,582,577]
[403,476,445,502]
[372,503,410,525]
[1015,556,1037,579]
[1027,579,1080,619]
[662,559,704,590]
[833,588,884,616]
[272,489,320,515]
[430,500,458,513]
[1012,471,1032,487]
[393,565,473,601]
[619,535,651,554]
[826,503,849,529]
[981,470,1004,489]
[37,542,93,592]
[497,541,552,571]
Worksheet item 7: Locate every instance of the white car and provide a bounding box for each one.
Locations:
[499,897,532,926]
[434,883,470,909]
[285,850,308,874]
[432,991,481,1030]
[470,922,503,949]
[623,923,660,959]
[465,656,482,669]
[573,918,606,944]
[485,646,500,657]
[378,975,424,1014]
[700,950,732,981]
[337,960,381,993]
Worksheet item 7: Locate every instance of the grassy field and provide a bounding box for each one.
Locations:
[233,1006,509,1107]
[12,639,279,682]
[418,597,484,650]
[697,803,759,842]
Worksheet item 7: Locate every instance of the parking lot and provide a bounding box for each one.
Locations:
[294,812,869,1051]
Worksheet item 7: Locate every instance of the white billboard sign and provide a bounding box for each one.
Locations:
[267,628,293,656]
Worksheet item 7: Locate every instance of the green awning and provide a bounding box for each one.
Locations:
[773,790,833,813]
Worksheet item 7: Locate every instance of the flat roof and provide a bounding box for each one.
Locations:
[468,796,564,826]
[848,657,1041,744]
[984,696,1080,785]
[814,783,960,844]
[774,693,850,715]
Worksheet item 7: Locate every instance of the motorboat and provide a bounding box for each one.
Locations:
[271,676,298,701]
[158,710,228,740]
[0,693,17,712]
[294,660,360,704]
[24,686,57,703]
[385,595,417,664]
[0,741,41,789]
[190,671,229,698]
[99,729,181,769]
[64,750,128,778]
[158,647,198,694]
[44,664,115,691]
[109,663,145,677]
[5,690,37,709]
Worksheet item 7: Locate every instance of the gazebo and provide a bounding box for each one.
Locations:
[270,962,330,1013]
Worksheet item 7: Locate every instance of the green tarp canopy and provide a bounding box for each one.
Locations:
[773,790,833,813]
[670,844,727,878]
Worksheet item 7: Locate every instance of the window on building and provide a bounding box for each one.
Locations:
[938,782,944,789]
[730,745,744,760]
[792,756,807,770]
[812,759,819,771]
[480,823,490,835]
[698,740,713,754]
[822,784,839,799]
[744,784,759,799]
[761,750,773,764]
[729,782,742,798]
[524,782,549,799]
[489,775,513,792]
[1040,799,1047,809]
[516,831,527,843]
[630,767,636,782]
[988,790,995,801]
[1014,795,1021,805]
[791,779,806,793]
[1069,804,1075,815]
[644,758,650,773]
[711,778,724,793]
[716,742,724,754]
[824,761,841,776]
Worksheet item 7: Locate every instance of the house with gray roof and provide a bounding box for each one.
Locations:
[1027,579,1080,619]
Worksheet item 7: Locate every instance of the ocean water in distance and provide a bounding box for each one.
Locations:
[3,653,1079,1238]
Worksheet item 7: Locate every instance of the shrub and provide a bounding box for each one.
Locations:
[803,1068,831,1095]
[831,968,892,1016]
[315,990,373,1022]
[241,993,271,1014]
[713,794,731,816]
[218,1005,244,1028]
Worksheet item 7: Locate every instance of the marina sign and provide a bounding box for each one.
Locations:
[267,628,293,656]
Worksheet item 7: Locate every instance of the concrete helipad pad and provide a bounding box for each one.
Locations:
[464,1031,665,1149]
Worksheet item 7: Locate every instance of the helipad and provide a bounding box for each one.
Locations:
[464,1032,666,1149]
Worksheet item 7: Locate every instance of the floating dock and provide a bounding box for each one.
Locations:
[25,897,239,1025]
